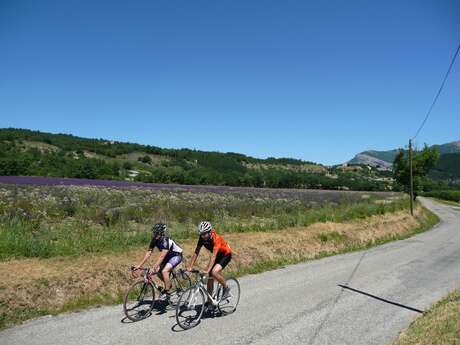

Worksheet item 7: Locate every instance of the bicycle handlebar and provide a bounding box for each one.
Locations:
[188,269,209,279]
[129,266,160,277]
[130,266,187,276]
[130,266,149,272]
[188,269,204,275]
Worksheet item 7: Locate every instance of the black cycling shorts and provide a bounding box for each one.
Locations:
[212,252,232,271]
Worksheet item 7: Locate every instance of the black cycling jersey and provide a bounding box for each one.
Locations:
[149,236,183,254]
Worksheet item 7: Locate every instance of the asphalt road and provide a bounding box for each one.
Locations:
[1,197,459,345]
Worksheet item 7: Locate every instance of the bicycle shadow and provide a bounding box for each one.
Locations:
[122,299,235,330]
[170,307,232,332]
[120,299,171,324]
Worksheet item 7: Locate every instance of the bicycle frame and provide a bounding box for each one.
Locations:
[131,266,189,291]
[186,273,222,308]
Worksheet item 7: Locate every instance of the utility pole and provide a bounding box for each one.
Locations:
[409,139,414,216]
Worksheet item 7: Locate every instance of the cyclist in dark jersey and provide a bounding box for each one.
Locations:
[134,223,183,298]
[187,221,232,300]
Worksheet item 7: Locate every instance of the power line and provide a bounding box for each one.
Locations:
[412,44,460,140]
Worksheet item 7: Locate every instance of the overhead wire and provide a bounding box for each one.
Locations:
[412,45,460,140]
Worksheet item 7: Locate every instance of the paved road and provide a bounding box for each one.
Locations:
[1,197,459,345]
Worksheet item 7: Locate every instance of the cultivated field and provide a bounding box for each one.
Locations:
[0,179,401,259]
[0,175,396,198]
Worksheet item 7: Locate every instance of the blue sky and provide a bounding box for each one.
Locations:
[1,1,459,165]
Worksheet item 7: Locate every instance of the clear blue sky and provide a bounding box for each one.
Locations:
[1,1,459,165]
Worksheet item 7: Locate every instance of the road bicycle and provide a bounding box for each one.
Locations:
[123,266,192,321]
[175,269,240,329]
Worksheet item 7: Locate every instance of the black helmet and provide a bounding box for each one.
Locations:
[152,223,167,236]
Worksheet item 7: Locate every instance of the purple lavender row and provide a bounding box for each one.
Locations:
[0,175,397,201]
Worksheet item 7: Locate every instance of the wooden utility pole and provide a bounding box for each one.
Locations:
[409,139,414,216]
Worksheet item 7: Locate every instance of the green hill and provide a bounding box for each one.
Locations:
[430,153,460,180]
[0,128,392,191]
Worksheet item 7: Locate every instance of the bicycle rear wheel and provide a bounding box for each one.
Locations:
[175,286,206,330]
[123,280,156,321]
[217,277,240,315]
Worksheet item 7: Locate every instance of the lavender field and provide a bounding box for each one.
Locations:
[0,175,396,201]
[0,177,406,259]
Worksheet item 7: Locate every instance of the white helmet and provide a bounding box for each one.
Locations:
[198,221,212,234]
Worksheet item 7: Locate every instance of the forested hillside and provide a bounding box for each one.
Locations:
[0,128,392,191]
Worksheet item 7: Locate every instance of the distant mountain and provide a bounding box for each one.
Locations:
[347,140,460,183]
[432,141,460,155]
[349,141,460,166]
[348,150,399,170]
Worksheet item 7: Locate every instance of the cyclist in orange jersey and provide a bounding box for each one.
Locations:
[187,221,232,300]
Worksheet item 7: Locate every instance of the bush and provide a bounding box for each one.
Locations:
[421,190,460,202]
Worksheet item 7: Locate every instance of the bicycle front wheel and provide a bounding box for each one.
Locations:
[217,277,240,315]
[175,286,206,330]
[123,280,156,322]
[170,270,192,306]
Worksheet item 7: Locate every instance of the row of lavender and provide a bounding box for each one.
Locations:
[0,175,396,201]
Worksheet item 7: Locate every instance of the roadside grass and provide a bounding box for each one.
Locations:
[317,231,349,243]
[0,204,438,330]
[235,206,438,277]
[393,288,460,345]
[0,292,126,332]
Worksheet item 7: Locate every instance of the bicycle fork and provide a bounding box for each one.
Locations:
[187,287,202,309]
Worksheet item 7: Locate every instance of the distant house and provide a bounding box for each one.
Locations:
[127,170,139,178]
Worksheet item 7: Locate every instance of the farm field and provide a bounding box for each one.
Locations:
[0,175,396,199]
[0,179,402,259]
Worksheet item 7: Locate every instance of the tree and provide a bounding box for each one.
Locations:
[122,161,133,170]
[138,155,152,164]
[393,145,439,197]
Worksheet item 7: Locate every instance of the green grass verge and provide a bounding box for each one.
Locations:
[393,288,460,345]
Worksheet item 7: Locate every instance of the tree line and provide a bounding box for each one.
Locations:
[0,129,389,191]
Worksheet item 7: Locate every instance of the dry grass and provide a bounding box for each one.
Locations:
[0,206,434,330]
[242,162,328,174]
[117,152,171,165]
[20,141,59,153]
